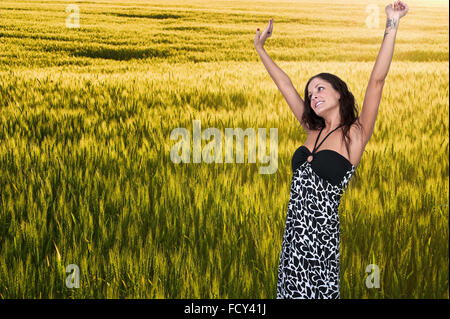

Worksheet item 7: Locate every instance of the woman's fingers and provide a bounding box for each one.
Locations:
[254,18,273,49]
[394,0,408,17]
[257,19,273,38]
[267,18,273,37]
[399,1,407,11]
[385,1,408,18]
[395,0,406,11]
[254,29,260,44]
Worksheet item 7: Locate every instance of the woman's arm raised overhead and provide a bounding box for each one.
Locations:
[254,18,309,133]
[360,1,409,146]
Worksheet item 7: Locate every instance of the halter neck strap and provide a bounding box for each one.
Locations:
[312,124,344,154]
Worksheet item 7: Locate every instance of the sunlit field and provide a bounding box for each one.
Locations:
[0,0,448,298]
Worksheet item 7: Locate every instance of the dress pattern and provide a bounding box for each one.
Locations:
[277,126,356,299]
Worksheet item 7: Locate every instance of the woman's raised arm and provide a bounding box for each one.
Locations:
[254,18,309,132]
[359,1,409,145]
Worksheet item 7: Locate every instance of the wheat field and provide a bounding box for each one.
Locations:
[0,0,448,298]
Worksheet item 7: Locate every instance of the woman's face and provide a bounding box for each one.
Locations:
[307,78,341,116]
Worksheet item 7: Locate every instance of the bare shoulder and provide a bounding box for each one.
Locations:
[304,126,319,141]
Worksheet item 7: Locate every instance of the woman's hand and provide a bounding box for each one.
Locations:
[254,18,273,51]
[385,1,408,20]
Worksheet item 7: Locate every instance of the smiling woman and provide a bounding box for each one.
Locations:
[254,1,410,299]
[301,72,362,165]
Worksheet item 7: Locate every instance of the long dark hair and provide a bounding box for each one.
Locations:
[301,72,362,165]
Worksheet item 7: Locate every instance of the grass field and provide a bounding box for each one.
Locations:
[0,0,448,298]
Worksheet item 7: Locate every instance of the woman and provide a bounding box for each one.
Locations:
[254,1,409,298]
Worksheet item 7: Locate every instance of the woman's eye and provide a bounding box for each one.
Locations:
[308,87,323,99]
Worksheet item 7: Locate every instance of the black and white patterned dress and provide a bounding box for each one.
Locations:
[277,125,356,299]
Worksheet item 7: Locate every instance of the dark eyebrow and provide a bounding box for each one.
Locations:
[308,83,323,95]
